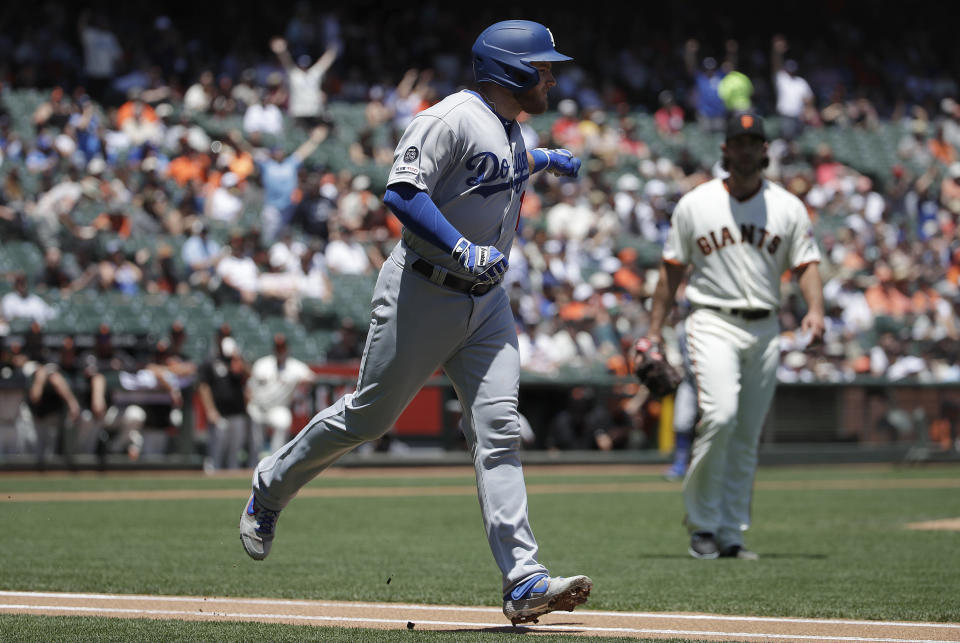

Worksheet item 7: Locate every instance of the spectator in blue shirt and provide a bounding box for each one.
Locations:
[68,96,103,162]
[256,126,327,242]
[684,39,727,133]
[182,220,224,291]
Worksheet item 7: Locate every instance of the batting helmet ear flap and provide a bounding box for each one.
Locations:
[473,53,539,91]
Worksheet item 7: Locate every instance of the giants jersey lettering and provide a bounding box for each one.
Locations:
[695,224,782,256]
[387,90,527,276]
[663,178,820,310]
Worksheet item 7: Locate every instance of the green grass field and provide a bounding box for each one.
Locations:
[1,463,959,641]
[0,616,653,643]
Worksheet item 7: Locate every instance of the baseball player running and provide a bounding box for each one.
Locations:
[639,111,824,559]
[240,20,592,624]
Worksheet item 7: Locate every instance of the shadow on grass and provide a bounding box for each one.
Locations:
[449,624,586,635]
[637,553,829,560]
[757,553,828,559]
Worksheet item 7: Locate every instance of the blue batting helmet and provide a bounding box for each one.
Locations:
[472,20,572,93]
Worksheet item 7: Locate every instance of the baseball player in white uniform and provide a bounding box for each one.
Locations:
[240,20,592,624]
[641,111,824,560]
[246,333,316,461]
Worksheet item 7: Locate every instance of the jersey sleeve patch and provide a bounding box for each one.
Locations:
[395,164,420,176]
[402,146,419,163]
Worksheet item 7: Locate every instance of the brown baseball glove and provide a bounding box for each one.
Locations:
[633,337,682,398]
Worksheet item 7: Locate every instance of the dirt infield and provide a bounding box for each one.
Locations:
[0,462,932,480]
[1,591,958,641]
[5,470,960,533]
[905,518,960,531]
[6,474,960,506]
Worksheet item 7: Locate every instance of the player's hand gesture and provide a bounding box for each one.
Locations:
[452,237,508,284]
[270,37,288,55]
[798,310,825,347]
[534,148,581,177]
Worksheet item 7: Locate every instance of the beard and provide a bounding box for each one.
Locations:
[516,86,548,115]
[723,154,767,177]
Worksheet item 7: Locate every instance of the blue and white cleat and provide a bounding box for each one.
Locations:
[502,574,593,625]
[240,493,281,560]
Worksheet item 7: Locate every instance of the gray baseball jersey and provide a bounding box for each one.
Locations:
[251,89,548,593]
[387,90,529,275]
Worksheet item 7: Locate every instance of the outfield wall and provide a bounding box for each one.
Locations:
[1,376,958,471]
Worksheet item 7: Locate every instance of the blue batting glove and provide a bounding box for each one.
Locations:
[452,237,509,283]
[533,148,581,177]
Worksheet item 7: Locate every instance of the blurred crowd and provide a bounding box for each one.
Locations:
[0,312,333,469]
[2,2,957,119]
[2,2,960,460]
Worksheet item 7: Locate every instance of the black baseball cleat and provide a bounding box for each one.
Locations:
[719,544,760,560]
[688,531,720,559]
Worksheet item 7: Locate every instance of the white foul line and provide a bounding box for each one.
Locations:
[0,603,956,643]
[0,591,956,632]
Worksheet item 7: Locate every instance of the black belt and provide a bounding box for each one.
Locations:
[703,305,772,320]
[412,259,495,296]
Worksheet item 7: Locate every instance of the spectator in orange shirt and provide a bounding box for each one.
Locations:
[228,147,255,184]
[910,275,943,316]
[613,247,645,299]
[91,205,132,238]
[928,124,958,166]
[116,93,158,128]
[167,142,210,186]
[947,248,960,287]
[864,263,913,318]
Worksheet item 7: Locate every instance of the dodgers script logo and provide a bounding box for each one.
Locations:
[465,151,529,196]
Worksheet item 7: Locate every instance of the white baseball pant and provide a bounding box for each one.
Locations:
[682,307,780,548]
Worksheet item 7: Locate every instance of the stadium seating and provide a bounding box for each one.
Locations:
[1,89,952,380]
